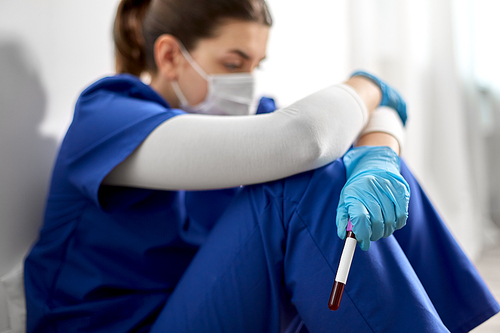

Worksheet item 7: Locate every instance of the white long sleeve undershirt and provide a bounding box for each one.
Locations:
[358,106,405,152]
[104,84,400,191]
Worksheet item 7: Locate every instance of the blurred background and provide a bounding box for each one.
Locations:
[0,0,499,331]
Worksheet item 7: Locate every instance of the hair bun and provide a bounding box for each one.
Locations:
[113,0,152,76]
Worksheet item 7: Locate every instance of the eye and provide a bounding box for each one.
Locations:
[224,63,241,71]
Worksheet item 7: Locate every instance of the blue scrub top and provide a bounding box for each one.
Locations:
[24,74,279,332]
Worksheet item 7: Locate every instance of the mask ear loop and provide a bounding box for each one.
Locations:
[171,81,190,107]
[171,41,211,111]
[177,41,209,81]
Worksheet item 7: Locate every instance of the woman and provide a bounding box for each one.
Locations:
[24,0,498,332]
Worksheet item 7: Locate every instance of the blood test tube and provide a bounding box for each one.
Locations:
[328,220,357,311]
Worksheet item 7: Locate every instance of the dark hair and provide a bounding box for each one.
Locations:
[113,0,273,77]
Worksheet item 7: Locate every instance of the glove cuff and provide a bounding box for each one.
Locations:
[343,146,400,179]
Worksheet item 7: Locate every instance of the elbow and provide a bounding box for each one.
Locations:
[285,115,353,169]
[284,116,329,169]
[302,133,326,167]
[302,134,346,169]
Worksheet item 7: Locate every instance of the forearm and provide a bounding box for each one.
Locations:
[344,76,382,117]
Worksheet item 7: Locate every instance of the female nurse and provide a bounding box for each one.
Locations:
[24,0,499,332]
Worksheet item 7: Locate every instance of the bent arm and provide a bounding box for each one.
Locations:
[104,84,371,190]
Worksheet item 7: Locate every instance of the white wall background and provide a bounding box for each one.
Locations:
[0,1,119,330]
[0,0,498,331]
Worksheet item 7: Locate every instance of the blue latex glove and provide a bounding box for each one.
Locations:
[256,96,277,114]
[350,70,407,126]
[336,146,410,251]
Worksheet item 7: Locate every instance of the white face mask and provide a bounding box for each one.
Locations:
[171,44,256,116]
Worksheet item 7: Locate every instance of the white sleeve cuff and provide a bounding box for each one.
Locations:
[358,106,405,153]
[337,83,369,127]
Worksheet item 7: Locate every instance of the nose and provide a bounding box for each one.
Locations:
[247,61,261,74]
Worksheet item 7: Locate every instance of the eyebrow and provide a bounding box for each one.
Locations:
[228,49,250,60]
[228,49,266,62]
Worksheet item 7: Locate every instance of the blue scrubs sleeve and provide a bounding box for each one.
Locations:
[61,78,185,207]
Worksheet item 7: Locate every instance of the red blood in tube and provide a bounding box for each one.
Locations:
[328,280,345,311]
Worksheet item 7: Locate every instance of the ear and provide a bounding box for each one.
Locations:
[154,34,183,81]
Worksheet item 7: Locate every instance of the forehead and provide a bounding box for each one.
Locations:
[193,19,270,59]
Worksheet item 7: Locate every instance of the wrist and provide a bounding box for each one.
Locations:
[356,132,400,156]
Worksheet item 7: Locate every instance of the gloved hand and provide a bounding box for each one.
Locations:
[350,70,407,126]
[336,146,410,251]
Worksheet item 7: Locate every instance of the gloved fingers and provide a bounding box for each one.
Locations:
[395,201,409,230]
[377,187,397,238]
[386,88,407,126]
[365,187,399,239]
[350,70,407,126]
[383,216,396,238]
[391,177,410,230]
[368,203,384,242]
[352,188,385,241]
[398,97,407,125]
[346,200,372,251]
[377,78,406,125]
[336,201,349,240]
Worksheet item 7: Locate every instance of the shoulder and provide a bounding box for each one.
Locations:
[77,74,170,109]
[70,74,186,125]
[60,74,183,162]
